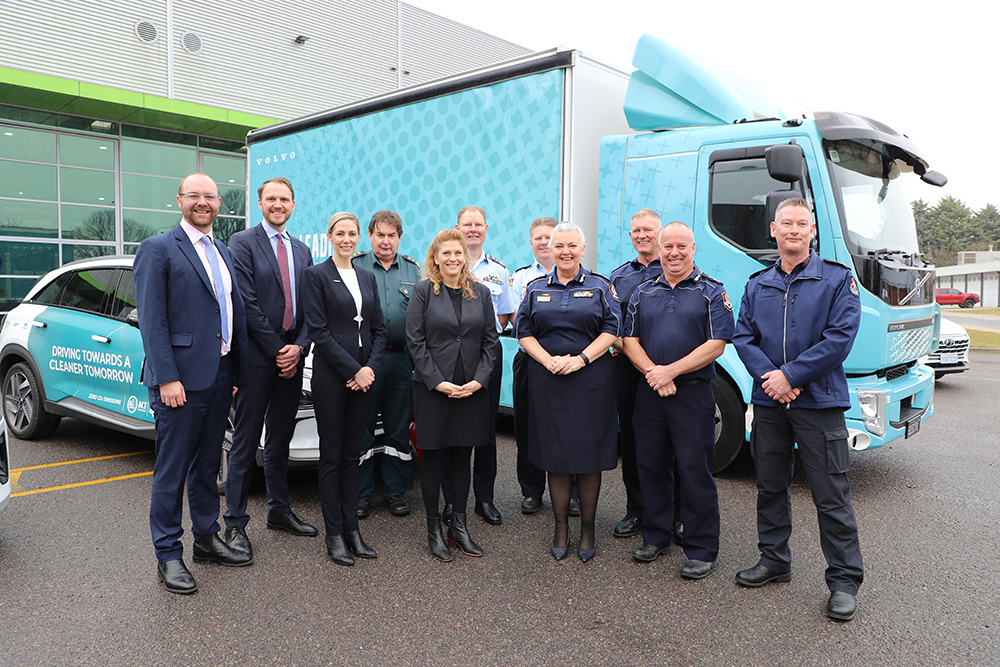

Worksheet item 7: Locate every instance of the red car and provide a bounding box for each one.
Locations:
[935,288,980,308]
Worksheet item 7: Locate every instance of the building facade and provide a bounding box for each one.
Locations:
[0,0,528,312]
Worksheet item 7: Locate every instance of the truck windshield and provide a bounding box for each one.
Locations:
[824,138,920,255]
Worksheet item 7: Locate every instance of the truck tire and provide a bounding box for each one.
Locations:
[963,298,975,308]
[3,362,61,440]
[712,375,744,473]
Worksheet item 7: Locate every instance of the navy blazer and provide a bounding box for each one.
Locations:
[134,223,249,391]
[405,279,498,391]
[229,223,313,367]
[301,259,386,382]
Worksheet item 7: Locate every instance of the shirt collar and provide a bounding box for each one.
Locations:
[654,264,700,287]
[180,219,211,244]
[262,222,288,242]
[547,266,589,286]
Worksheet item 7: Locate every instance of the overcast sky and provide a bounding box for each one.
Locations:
[414,0,997,211]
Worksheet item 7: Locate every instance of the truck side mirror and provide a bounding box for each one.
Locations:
[126,308,140,329]
[920,170,948,187]
[765,144,804,184]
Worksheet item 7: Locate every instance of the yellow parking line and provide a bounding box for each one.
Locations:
[11,450,153,473]
[12,471,153,497]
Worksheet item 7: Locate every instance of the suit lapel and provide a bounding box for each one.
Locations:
[172,225,214,296]
[254,224,284,290]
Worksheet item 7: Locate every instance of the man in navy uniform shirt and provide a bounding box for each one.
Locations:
[622,221,734,579]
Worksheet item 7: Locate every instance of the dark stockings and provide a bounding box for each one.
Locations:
[549,471,601,551]
[421,447,472,518]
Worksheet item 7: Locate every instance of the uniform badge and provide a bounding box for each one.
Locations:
[722,292,733,312]
[537,294,551,302]
[850,277,859,297]
[573,291,594,298]
[609,283,619,301]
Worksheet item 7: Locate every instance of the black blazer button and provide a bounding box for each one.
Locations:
[214,308,220,313]
[216,332,222,338]
[456,336,462,342]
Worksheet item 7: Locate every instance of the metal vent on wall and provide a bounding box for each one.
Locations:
[181,31,203,54]
[134,20,158,43]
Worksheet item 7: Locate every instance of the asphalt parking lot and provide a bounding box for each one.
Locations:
[1,351,998,666]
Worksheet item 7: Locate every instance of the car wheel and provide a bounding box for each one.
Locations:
[217,405,237,496]
[712,375,744,473]
[3,362,61,440]
[963,298,975,308]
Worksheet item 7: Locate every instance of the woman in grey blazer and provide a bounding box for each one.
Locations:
[406,229,498,561]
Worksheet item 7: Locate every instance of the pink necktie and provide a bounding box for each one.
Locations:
[276,234,294,332]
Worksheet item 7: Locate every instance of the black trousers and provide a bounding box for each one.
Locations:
[614,354,644,518]
[313,355,373,537]
[751,405,864,594]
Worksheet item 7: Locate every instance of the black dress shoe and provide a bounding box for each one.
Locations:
[325,534,355,566]
[474,502,502,525]
[679,559,714,580]
[672,521,684,546]
[827,591,857,621]
[521,496,542,514]
[157,559,197,594]
[387,495,410,517]
[442,504,454,526]
[267,511,319,537]
[224,526,253,557]
[344,530,377,558]
[735,562,792,588]
[568,498,581,517]
[193,533,253,567]
[631,542,668,562]
[614,515,641,538]
[357,497,373,520]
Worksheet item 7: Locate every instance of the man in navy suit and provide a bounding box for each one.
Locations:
[224,177,317,556]
[135,172,251,595]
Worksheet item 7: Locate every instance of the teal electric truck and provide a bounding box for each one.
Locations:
[247,33,944,471]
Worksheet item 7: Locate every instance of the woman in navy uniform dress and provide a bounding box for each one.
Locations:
[302,212,386,566]
[406,229,498,561]
[515,222,621,562]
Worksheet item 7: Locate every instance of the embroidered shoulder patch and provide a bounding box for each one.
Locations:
[849,277,859,297]
[722,292,733,311]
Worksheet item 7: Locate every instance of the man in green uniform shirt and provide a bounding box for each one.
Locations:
[353,210,421,518]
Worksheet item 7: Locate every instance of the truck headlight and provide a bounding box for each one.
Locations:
[857,389,887,437]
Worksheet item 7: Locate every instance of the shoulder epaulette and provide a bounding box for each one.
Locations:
[401,254,420,267]
[351,250,367,258]
[821,257,852,272]
[697,271,723,286]
[486,254,506,269]
[748,265,772,280]
[525,274,548,288]
[515,264,533,274]
[610,260,635,276]
[588,271,612,285]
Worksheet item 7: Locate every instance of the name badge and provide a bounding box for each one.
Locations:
[537,294,551,302]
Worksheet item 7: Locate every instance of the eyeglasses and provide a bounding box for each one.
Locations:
[179,192,221,202]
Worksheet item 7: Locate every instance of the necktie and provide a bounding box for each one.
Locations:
[276,234,295,331]
[201,236,230,344]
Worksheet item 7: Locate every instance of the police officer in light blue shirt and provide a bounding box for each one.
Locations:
[441,205,516,526]
[510,217,557,514]
[622,222,734,580]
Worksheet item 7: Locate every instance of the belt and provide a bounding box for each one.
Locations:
[673,377,709,387]
[385,344,406,354]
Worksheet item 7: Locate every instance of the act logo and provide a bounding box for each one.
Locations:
[126,395,148,415]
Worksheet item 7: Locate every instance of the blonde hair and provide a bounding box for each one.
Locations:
[327,211,360,235]
[422,229,479,299]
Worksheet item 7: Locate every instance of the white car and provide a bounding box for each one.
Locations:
[0,256,318,494]
[923,317,971,378]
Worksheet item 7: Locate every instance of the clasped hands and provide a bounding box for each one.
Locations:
[435,380,483,398]
[761,369,801,403]
[643,365,677,397]
[544,354,587,375]
[275,344,301,379]
[347,366,375,392]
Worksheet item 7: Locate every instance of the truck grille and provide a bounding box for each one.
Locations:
[885,365,909,381]
[888,326,933,364]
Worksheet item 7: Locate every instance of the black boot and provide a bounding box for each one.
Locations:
[427,516,453,562]
[325,534,355,566]
[344,530,377,559]
[447,512,484,557]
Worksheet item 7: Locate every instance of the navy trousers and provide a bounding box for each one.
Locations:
[149,356,233,562]
[632,381,719,562]
[751,406,863,594]
[225,361,302,526]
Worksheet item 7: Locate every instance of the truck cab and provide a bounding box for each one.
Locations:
[598,35,944,468]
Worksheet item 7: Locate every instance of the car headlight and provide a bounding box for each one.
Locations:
[857,389,887,437]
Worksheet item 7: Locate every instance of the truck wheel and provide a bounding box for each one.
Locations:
[712,376,744,473]
[963,298,975,308]
[3,362,61,440]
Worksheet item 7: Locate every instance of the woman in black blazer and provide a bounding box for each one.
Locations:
[406,229,498,561]
[302,212,386,566]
